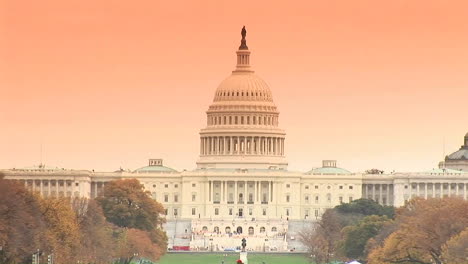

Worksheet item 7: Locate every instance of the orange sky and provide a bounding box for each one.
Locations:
[1,0,467,172]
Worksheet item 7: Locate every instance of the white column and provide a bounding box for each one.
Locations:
[372,184,376,201]
[424,183,428,199]
[230,137,233,154]
[234,181,238,203]
[456,183,459,197]
[244,181,247,203]
[223,137,227,155]
[386,184,390,205]
[448,183,451,197]
[433,183,436,198]
[417,183,420,197]
[379,185,383,204]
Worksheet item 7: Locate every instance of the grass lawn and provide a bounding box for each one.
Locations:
[157,252,311,264]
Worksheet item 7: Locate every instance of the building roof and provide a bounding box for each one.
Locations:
[307,166,351,175]
[213,72,273,103]
[446,149,468,160]
[134,165,177,173]
[424,168,464,175]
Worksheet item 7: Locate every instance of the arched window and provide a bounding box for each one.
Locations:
[271,227,277,232]
[237,226,243,234]
[225,226,231,233]
[260,227,266,233]
[248,227,254,235]
[202,226,208,232]
[214,226,219,233]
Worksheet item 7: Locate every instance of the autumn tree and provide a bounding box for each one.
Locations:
[97,179,167,261]
[299,210,347,264]
[0,177,47,264]
[115,228,163,264]
[97,179,166,231]
[442,227,468,264]
[39,197,81,264]
[73,198,117,264]
[367,198,468,264]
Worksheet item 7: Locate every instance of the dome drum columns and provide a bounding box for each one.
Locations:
[200,135,285,157]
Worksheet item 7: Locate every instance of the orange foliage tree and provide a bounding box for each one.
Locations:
[367,198,468,264]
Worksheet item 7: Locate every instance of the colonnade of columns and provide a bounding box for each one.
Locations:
[200,136,285,156]
[25,179,80,198]
[364,182,468,206]
[406,182,468,199]
[206,180,274,205]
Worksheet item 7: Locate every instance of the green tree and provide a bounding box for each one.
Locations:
[342,215,391,260]
[336,198,395,219]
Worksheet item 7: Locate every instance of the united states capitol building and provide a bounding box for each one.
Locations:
[3,28,468,252]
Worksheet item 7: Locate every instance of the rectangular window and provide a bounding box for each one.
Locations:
[215,208,219,215]
[305,195,309,203]
[174,195,178,203]
[315,185,319,189]
[164,194,169,202]
[192,208,196,215]
[286,209,290,216]
[349,196,353,203]
[315,196,319,203]
[174,208,178,216]
[192,183,196,187]
[286,195,290,203]
[305,185,309,189]
[286,184,290,188]
[175,184,178,188]
[315,209,319,217]
[165,184,169,188]
[192,194,196,202]
[349,186,353,190]
[249,208,253,215]
[339,186,343,189]
[339,196,343,203]
[262,208,267,216]
[229,208,233,215]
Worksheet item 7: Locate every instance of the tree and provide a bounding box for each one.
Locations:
[39,197,81,264]
[299,210,346,264]
[97,179,166,231]
[335,198,395,219]
[367,198,468,264]
[74,199,116,264]
[97,179,167,262]
[116,228,163,264]
[0,176,47,264]
[442,227,468,264]
[341,215,391,260]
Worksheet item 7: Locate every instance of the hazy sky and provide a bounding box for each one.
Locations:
[1,0,467,172]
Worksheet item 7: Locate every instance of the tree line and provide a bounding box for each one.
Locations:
[300,198,468,264]
[0,174,167,264]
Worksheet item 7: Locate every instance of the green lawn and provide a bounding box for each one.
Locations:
[157,253,311,264]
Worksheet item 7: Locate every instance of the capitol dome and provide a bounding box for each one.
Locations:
[213,73,273,103]
[196,27,287,170]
